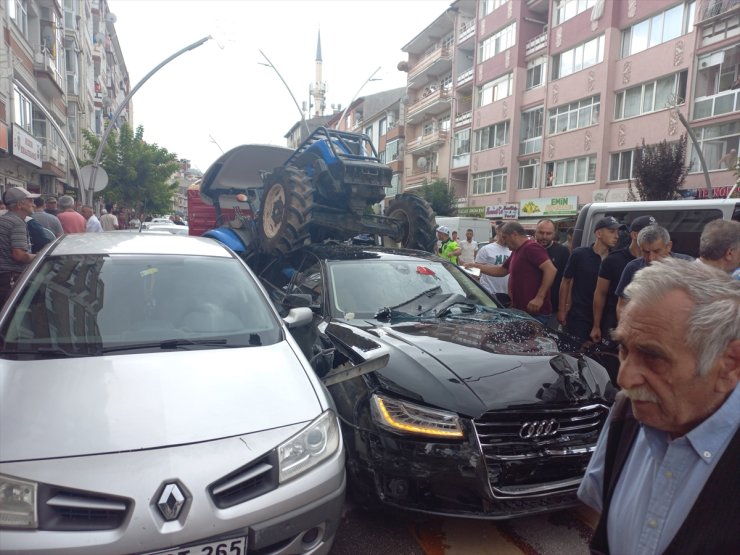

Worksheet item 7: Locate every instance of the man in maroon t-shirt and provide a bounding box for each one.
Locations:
[466,222,557,324]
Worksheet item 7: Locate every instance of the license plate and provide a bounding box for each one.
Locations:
[146,536,246,555]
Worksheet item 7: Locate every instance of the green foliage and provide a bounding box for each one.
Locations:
[81,124,180,214]
[417,179,457,216]
[628,134,689,201]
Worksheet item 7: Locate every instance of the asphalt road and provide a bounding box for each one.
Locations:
[330,502,598,555]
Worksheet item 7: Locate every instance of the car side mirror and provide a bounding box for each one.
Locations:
[283,307,313,328]
[284,293,312,308]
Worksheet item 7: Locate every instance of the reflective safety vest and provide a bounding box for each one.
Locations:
[439,240,459,264]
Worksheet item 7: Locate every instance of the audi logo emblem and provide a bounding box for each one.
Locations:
[519,419,559,439]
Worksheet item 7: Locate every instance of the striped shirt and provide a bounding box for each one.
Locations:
[0,211,31,273]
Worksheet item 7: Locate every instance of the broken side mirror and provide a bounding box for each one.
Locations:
[283,307,313,329]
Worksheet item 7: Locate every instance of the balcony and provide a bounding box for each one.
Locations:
[408,46,452,87]
[455,111,472,127]
[452,153,470,169]
[385,123,405,141]
[698,0,740,22]
[519,137,543,155]
[525,32,548,56]
[458,20,476,44]
[40,143,67,177]
[456,67,474,88]
[406,130,449,154]
[406,88,451,123]
[693,89,740,120]
[34,46,64,96]
[405,166,439,187]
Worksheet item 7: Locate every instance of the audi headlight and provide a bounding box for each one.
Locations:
[0,474,37,529]
[370,393,464,438]
[278,410,340,483]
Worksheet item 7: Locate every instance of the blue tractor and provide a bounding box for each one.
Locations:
[199,127,437,256]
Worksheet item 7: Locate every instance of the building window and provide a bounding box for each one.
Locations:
[422,120,436,136]
[526,56,547,90]
[454,129,470,156]
[554,0,596,26]
[621,2,695,58]
[364,125,373,142]
[689,120,739,172]
[472,169,507,195]
[518,159,540,190]
[520,107,543,155]
[478,73,513,107]
[548,95,600,134]
[614,70,687,119]
[9,0,29,38]
[547,155,597,186]
[552,35,605,80]
[700,12,740,46]
[439,115,451,132]
[480,0,507,18]
[379,117,387,137]
[13,85,33,131]
[609,150,641,181]
[474,120,509,151]
[386,139,399,161]
[694,45,740,120]
[378,150,386,163]
[67,103,77,143]
[65,39,79,95]
[479,22,516,62]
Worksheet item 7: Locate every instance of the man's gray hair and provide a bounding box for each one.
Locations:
[500,222,526,236]
[636,224,670,246]
[623,257,740,376]
[700,219,740,261]
[58,195,75,209]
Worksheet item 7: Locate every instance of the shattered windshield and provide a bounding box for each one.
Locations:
[1,254,281,358]
[327,258,498,319]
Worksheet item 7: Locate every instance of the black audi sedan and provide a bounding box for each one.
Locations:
[252,244,617,519]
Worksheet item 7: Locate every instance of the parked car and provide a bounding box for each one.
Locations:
[251,244,617,519]
[0,234,346,555]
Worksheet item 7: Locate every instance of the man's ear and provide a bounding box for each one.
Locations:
[666,241,673,253]
[715,339,740,394]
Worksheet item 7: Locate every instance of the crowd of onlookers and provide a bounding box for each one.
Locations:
[435,215,740,349]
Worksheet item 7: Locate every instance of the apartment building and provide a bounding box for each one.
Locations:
[1,0,129,200]
[399,0,739,224]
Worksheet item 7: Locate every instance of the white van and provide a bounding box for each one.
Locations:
[573,199,740,257]
[435,216,492,244]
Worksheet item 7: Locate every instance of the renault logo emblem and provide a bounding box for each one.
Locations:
[519,419,559,439]
[157,482,186,521]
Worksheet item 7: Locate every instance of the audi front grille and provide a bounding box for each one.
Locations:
[472,404,609,498]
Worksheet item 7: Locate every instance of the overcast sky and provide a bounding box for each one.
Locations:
[108,0,452,171]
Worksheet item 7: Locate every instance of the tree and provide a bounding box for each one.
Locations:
[628,134,689,201]
[82,123,181,215]
[417,178,457,216]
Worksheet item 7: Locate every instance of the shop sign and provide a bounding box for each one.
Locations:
[11,124,42,168]
[485,203,519,219]
[520,195,578,217]
[680,185,738,199]
[457,206,486,217]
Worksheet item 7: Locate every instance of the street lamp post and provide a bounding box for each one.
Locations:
[258,50,310,139]
[85,35,212,205]
[335,66,381,130]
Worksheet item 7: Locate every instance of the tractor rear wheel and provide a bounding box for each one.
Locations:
[385,193,437,252]
[258,166,314,255]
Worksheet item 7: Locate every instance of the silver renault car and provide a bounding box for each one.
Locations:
[0,234,345,554]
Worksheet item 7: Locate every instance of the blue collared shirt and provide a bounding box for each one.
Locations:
[578,384,740,555]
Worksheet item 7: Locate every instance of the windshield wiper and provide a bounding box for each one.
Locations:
[387,285,442,311]
[421,293,477,317]
[1,347,90,358]
[100,338,233,353]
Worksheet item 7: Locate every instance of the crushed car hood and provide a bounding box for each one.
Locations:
[0,343,323,462]
[347,311,612,417]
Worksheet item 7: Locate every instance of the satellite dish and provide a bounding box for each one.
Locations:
[417,156,427,169]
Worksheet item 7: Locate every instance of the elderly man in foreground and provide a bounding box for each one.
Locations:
[578,257,739,554]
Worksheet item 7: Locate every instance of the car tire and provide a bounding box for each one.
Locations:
[385,193,437,253]
[259,166,314,255]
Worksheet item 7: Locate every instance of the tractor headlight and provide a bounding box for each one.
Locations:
[278,410,340,483]
[370,393,464,438]
[0,474,37,529]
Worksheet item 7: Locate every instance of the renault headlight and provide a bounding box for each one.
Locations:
[0,475,37,529]
[278,410,340,483]
[370,393,464,438]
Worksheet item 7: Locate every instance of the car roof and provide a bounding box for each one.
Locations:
[49,232,233,257]
[304,243,438,262]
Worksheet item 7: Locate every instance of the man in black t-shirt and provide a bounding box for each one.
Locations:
[535,219,570,325]
[558,217,620,342]
[589,215,655,343]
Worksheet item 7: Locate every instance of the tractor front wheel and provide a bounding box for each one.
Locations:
[385,194,437,252]
[258,166,314,255]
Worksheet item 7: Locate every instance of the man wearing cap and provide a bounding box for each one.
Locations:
[558,216,620,342]
[0,187,38,305]
[57,195,86,234]
[590,215,656,343]
[436,226,461,264]
[615,225,693,319]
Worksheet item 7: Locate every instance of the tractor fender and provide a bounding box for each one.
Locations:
[203,227,248,253]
